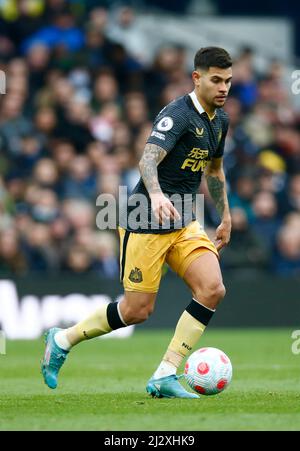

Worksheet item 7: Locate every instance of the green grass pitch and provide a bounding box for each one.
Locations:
[1,329,300,431]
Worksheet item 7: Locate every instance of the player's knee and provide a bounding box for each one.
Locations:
[136,305,153,323]
[208,281,226,304]
[216,282,226,301]
[127,309,152,324]
[122,303,154,325]
[194,280,226,306]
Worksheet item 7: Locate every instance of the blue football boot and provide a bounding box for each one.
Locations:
[146,374,199,399]
[41,327,69,389]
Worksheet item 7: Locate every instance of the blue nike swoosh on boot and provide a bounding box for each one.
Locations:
[41,327,69,389]
[146,374,199,399]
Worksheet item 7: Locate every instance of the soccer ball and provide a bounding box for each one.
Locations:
[184,347,232,396]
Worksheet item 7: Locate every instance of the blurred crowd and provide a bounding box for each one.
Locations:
[0,1,300,277]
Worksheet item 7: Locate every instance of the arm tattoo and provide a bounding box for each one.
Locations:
[139,143,167,194]
[206,175,225,218]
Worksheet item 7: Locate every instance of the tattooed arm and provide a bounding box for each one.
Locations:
[205,157,231,250]
[139,143,180,223]
[139,143,167,195]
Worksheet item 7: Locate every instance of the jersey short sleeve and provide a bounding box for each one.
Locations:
[146,102,189,153]
[214,112,229,158]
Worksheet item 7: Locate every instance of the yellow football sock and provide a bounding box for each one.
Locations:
[163,310,206,368]
[66,304,112,346]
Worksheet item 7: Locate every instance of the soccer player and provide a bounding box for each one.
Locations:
[41,47,232,398]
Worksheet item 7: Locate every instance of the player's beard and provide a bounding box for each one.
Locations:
[213,98,227,108]
[199,90,227,110]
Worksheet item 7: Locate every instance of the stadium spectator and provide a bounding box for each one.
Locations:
[251,191,281,251]
[0,228,27,274]
[23,221,59,271]
[60,155,97,201]
[221,207,270,271]
[63,244,93,274]
[91,231,119,278]
[272,222,300,276]
[228,174,256,221]
[107,6,148,65]
[22,7,84,54]
[230,46,258,110]
[277,173,300,217]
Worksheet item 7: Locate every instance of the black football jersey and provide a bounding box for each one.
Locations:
[120,92,229,233]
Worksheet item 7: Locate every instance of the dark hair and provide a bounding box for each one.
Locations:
[194,47,232,71]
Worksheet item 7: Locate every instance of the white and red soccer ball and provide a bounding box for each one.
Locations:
[184,347,232,396]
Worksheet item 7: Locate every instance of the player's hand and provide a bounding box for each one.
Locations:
[150,192,181,225]
[214,220,231,251]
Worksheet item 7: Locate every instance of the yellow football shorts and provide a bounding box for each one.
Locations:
[118,220,219,293]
